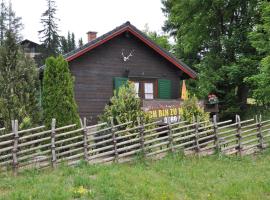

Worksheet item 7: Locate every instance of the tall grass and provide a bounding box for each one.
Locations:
[1,151,270,200]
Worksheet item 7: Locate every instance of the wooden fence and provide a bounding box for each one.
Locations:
[0,115,270,175]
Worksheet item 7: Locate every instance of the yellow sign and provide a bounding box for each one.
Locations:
[147,107,181,119]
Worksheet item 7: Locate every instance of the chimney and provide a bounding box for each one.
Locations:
[87,31,97,42]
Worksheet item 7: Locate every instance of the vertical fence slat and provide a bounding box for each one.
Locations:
[83,117,89,161]
[195,117,200,153]
[51,119,56,169]
[110,118,118,163]
[137,117,145,157]
[168,119,174,153]
[236,115,243,156]
[213,115,220,153]
[256,115,264,150]
[12,120,19,175]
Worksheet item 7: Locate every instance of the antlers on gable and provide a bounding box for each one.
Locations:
[121,49,135,62]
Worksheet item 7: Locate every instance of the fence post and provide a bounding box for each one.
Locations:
[12,120,19,176]
[195,116,201,153]
[213,115,220,153]
[236,115,243,156]
[137,117,145,157]
[83,117,89,161]
[110,117,118,163]
[51,118,57,169]
[167,118,174,153]
[256,115,264,151]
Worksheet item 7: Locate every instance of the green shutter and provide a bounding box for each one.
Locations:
[158,79,172,99]
[114,77,128,94]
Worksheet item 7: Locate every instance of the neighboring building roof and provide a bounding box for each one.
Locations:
[20,39,40,47]
[43,22,197,79]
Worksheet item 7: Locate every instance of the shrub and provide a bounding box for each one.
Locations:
[42,56,80,128]
[179,96,210,123]
[99,82,151,130]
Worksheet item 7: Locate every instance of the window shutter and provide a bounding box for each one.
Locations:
[114,77,128,94]
[158,79,172,99]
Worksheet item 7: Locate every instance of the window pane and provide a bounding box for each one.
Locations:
[145,94,154,99]
[144,83,153,93]
[144,83,154,99]
[134,82,139,97]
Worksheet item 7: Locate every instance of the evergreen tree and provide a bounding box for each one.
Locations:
[162,0,260,118]
[42,56,80,127]
[0,30,40,129]
[0,0,22,44]
[60,31,76,54]
[39,0,60,57]
[60,36,68,54]
[78,37,83,47]
[71,32,75,50]
[99,82,151,130]
[7,1,22,41]
[0,0,7,44]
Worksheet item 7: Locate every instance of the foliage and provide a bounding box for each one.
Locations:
[60,31,76,54]
[1,152,270,199]
[78,37,83,47]
[179,96,210,123]
[0,31,40,130]
[19,116,32,130]
[162,0,260,118]
[99,82,150,127]
[42,55,80,128]
[0,0,22,44]
[144,24,172,51]
[38,0,60,57]
[246,2,270,106]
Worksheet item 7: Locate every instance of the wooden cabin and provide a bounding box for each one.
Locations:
[47,22,197,124]
[20,39,41,59]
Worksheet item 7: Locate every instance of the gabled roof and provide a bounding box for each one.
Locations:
[20,39,40,47]
[55,22,197,78]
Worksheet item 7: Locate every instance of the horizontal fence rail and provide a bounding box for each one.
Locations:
[0,114,270,175]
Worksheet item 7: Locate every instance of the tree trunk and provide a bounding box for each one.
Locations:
[237,84,249,111]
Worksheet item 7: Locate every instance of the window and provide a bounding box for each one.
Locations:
[134,82,140,98]
[144,82,154,99]
[130,80,156,99]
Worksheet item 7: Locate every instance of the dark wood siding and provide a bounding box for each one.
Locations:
[69,32,184,124]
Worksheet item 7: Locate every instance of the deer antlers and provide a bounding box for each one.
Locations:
[121,49,135,62]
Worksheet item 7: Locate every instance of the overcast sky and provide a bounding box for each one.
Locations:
[11,0,166,44]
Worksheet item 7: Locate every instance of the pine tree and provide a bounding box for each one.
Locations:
[60,31,77,54]
[39,0,60,57]
[0,0,22,44]
[78,37,83,47]
[71,32,76,50]
[60,36,68,54]
[7,1,22,41]
[0,30,40,129]
[42,56,80,127]
[0,0,7,44]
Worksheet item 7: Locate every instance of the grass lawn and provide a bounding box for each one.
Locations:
[1,151,270,200]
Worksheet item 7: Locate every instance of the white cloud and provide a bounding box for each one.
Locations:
[11,0,165,44]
